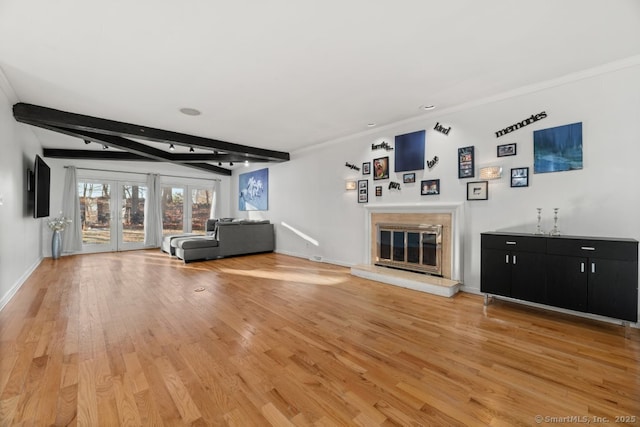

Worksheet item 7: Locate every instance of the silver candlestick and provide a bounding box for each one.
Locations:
[550,208,560,236]
[535,208,544,235]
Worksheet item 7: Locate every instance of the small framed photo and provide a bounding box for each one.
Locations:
[362,162,370,175]
[458,146,475,179]
[402,172,416,183]
[375,186,382,197]
[510,167,529,187]
[467,181,488,200]
[373,156,389,180]
[421,179,440,196]
[357,180,368,203]
[497,143,517,157]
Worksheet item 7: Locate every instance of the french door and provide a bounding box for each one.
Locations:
[78,180,148,253]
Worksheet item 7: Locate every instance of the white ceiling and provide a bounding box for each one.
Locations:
[2,0,640,156]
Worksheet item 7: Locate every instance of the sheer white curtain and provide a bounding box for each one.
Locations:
[62,166,82,253]
[209,179,221,219]
[144,174,163,247]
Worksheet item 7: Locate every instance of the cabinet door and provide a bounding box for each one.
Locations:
[546,254,588,312]
[588,258,638,322]
[511,252,547,304]
[481,248,512,297]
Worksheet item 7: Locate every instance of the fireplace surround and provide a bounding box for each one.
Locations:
[363,202,465,282]
[351,203,464,297]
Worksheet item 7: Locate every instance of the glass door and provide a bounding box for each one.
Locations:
[78,180,115,253]
[119,183,147,251]
[78,180,148,253]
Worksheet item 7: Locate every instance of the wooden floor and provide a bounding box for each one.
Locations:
[1,251,639,426]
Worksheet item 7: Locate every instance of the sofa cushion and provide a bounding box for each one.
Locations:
[177,237,219,249]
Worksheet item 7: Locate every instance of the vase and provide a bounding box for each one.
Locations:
[52,230,62,260]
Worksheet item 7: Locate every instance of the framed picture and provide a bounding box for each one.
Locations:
[534,122,583,174]
[458,146,475,179]
[421,179,440,195]
[497,143,517,157]
[403,172,416,183]
[373,156,389,180]
[375,186,382,197]
[358,180,368,203]
[395,130,425,172]
[467,181,488,200]
[510,167,529,187]
[362,162,370,175]
[239,167,269,211]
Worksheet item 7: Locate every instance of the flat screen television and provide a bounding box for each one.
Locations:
[33,155,51,218]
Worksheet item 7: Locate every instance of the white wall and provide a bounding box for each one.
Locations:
[234,62,640,307]
[0,83,45,309]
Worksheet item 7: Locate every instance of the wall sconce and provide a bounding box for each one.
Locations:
[345,180,357,190]
[479,166,503,180]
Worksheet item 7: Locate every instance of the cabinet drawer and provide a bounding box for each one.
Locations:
[546,238,638,261]
[481,234,546,252]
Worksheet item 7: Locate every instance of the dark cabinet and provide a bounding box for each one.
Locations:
[546,238,638,322]
[545,254,588,312]
[481,232,638,323]
[481,234,546,303]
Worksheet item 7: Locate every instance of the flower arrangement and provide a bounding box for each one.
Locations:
[47,212,72,232]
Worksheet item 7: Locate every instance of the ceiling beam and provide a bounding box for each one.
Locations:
[38,125,232,176]
[43,149,152,161]
[13,103,290,162]
[43,149,264,164]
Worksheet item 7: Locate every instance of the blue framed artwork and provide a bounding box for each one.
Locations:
[534,122,583,174]
[239,168,269,211]
[394,130,425,172]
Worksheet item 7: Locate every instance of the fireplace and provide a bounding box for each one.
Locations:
[353,203,464,296]
[376,223,443,276]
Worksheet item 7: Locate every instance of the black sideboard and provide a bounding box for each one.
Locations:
[481,232,639,323]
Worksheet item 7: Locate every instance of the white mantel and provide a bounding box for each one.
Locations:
[363,202,465,282]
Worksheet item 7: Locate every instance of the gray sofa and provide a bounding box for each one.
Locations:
[173,219,274,263]
[161,219,218,255]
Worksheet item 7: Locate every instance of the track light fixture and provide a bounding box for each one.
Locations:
[169,144,175,151]
[102,145,108,150]
[230,162,234,166]
[84,139,91,144]
[189,147,195,153]
[218,162,222,166]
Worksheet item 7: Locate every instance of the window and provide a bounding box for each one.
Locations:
[190,188,213,234]
[162,185,215,235]
[162,186,185,236]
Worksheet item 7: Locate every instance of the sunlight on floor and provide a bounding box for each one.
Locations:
[217,268,347,286]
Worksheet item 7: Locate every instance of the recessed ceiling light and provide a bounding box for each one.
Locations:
[420,105,436,111]
[179,107,201,116]
[367,123,377,128]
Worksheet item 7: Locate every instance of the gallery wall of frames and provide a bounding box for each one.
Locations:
[345,115,583,203]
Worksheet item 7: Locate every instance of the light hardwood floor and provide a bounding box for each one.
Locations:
[1,251,638,426]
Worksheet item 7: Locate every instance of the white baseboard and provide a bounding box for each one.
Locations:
[0,256,43,312]
[273,249,354,268]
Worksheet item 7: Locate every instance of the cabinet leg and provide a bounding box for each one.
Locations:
[484,294,494,306]
[621,321,631,339]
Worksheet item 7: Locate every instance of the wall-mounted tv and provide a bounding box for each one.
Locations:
[32,155,51,218]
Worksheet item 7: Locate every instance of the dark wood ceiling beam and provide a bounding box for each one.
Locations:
[13,103,290,162]
[39,125,232,176]
[43,149,153,161]
[170,153,271,163]
[43,149,268,165]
